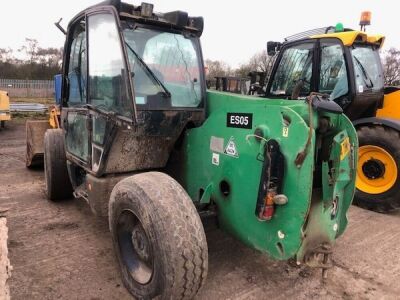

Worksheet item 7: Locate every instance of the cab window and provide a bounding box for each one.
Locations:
[319,41,348,100]
[269,43,313,97]
[88,13,132,117]
[351,45,384,93]
[67,21,87,105]
[124,27,203,108]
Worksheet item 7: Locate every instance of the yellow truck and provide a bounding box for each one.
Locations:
[0,90,10,128]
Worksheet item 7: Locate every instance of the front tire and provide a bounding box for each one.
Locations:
[44,129,73,201]
[109,172,208,299]
[354,126,400,212]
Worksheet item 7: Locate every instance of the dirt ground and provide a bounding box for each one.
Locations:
[1,120,399,300]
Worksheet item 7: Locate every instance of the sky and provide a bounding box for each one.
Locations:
[0,0,397,67]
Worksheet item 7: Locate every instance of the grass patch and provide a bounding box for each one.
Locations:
[9,97,52,120]
[10,97,54,105]
[11,112,48,120]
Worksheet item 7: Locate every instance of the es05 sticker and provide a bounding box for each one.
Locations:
[227,113,253,129]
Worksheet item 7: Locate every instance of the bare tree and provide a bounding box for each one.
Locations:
[383,48,400,86]
[18,38,39,65]
[234,50,274,78]
[36,47,63,69]
[235,63,253,78]
[248,50,271,73]
[204,59,232,80]
[0,39,63,79]
[0,48,13,63]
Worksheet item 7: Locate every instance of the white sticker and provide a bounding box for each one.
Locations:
[210,136,224,153]
[212,153,220,166]
[358,85,364,93]
[224,137,239,157]
[282,126,289,137]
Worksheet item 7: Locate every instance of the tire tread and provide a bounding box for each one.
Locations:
[44,129,72,201]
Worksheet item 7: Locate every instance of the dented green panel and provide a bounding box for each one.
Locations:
[175,90,357,261]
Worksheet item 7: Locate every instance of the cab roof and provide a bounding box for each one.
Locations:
[310,30,385,48]
[69,0,204,37]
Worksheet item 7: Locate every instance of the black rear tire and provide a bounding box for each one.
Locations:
[44,129,73,201]
[109,172,208,299]
[354,125,400,212]
[1,121,5,128]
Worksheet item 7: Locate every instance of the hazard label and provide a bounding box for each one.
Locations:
[282,126,289,137]
[340,137,350,161]
[224,137,239,157]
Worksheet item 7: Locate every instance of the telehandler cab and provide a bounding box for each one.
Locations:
[38,1,357,298]
[265,15,400,212]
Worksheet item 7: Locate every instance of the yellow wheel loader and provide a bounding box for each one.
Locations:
[0,90,11,128]
[26,74,62,167]
[26,105,60,167]
[264,13,400,212]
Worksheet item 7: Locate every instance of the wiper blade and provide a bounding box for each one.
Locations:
[354,56,374,88]
[84,103,115,116]
[125,42,171,98]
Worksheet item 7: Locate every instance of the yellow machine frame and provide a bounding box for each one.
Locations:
[0,90,11,125]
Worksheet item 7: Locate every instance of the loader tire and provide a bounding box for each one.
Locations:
[1,121,5,128]
[44,129,73,201]
[109,172,208,300]
[354,125,400,212]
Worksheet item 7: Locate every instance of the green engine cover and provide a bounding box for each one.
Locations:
[173,91,357,261]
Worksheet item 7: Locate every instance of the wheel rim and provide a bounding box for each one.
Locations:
[116,210,153,285]
[356,145,398,194]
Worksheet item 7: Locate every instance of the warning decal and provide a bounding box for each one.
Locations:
[224,137,239,157]
[340,137,351,161]
[212,153,220,166]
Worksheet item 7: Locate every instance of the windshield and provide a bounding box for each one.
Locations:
[123,26,203,108]
[351,45,384,93]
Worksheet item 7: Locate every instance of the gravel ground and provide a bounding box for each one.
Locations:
[1,120,399,299]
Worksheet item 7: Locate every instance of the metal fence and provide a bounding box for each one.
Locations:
[0,79,54,98]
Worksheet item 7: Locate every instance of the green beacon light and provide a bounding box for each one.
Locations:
[335,22,344,32]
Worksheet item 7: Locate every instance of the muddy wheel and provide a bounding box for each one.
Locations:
[354,126,400,212]
[109,172,208,299]
[44,129,73,201]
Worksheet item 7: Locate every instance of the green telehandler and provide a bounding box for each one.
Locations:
[37,1,358,298]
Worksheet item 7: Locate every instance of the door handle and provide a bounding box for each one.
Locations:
[63,117,68,132]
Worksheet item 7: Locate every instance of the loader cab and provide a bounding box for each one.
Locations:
[59,1,206,180]
[266,30,385,121]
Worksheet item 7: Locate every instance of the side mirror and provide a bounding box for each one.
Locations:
[54,74,63,104]
[267,41,282,56]
[309,94,343,114]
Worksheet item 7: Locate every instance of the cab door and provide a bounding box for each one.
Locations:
[86,11,134,173]
[63,19,90,167]
[62,10,134,174]
[317,39,350,106]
